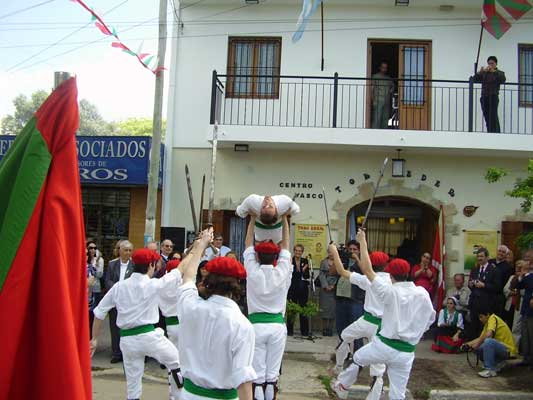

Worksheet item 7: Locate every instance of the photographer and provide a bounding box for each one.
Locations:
[334,241,365,348]
[473,56,506,133]
[462,306,517,378]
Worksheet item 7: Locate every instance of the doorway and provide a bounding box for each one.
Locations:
[347,196,438,266]
[367,39,432,131]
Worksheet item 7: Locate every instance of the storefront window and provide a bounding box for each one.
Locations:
[82,187,130,261]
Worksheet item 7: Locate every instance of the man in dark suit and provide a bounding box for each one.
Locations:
[105,240,134,363]
[468,247,502,340]
[490,245,513,321]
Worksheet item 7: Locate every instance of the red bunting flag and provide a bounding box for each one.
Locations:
[0,78,91,399]
[432,205,446,312]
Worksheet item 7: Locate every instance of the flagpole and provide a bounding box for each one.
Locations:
[474,22,484,74]
[321,1,324,71]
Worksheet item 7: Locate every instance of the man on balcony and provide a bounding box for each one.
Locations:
[474,56,506,133]
[370,61,394,129]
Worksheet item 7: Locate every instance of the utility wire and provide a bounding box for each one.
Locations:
[6,0,131,72]
[0,0,56,20]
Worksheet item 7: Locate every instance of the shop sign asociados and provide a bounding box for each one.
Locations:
[0,135,163,186]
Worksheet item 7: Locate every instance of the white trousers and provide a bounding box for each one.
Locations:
[167,324,179,349]
[252,323,287,384]
[336,316,386,377]
[338,337,414,400]
[120,328,180,400]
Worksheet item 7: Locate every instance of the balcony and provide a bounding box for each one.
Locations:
[210,71,533,152]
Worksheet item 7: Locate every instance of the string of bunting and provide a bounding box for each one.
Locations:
[71,0,165,75]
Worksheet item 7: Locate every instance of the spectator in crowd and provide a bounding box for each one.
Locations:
[158,239,174,278]
[503,259,524,330]
[335,241,365,350]
[145,241,158,251]
[226,251,238,260]
[196,260,209,299]
[444,273,470,314]
[203,233,231,260]
[411,252,438,299]
[468,248,501,339]
[87,241,104,334]
[464,307,517,378]
[432,297,464,353]
[112,240,124,259]
[172,252,182,260]
[473,55,506,133]
[507,260,527,345]
[491,245,514,318]
[145,241,164,277]
[287,244,310,337]
[370,60,394,129]
[105,240,134,363]
[516,251,533,367]
[506,249,515,265]
[319,248,338,336]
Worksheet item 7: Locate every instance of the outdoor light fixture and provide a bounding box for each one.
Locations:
[389,218,396,225]
[398,217,405,223]
[392,149,406,177]
[234,144,249,152]
[244,0,260,4]
[395,0,409,5]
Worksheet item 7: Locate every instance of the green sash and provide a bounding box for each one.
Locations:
[120,324,155,337]
[248,312,285,324]
[254,221,283,230]
[165,316,179,326]
[363,311,382,327]
[377,333,416,353]
[183,378,237,399]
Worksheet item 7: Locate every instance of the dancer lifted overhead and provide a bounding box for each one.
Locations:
[90,249,183,400]
[236,194,299,243]
[244,213,293,400]
[177,228,256,400]
[332,229,436,400]
[333,249,390,400]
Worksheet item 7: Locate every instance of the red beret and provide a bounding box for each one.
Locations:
[205,256,247,279]
[369,251,389,267]
[254,241,281,254]
[132,249,161,265]
[385,258,411,276]
[166,259,180,273]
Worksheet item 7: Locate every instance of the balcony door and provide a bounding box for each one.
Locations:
[398,43,431,131]
[367,40,432,131]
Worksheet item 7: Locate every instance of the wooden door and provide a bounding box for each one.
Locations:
[398,44,431,131]
[501,221,524,259]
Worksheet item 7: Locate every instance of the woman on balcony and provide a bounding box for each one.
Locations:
[474,56,506,133]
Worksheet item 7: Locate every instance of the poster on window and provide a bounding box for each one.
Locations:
[294,224,328,268]
[463,230,498,270]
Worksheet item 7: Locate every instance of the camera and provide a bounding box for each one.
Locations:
[337,244,352,267]
[460,344,473,352]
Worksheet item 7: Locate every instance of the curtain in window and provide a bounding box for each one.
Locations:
[365,218,417,256]
[519,47,533,105]
[403,47,425,105]
[257,42,277,95]
[233,42,254,95]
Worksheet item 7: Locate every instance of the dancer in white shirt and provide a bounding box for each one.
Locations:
[333,250,390,400]
[243,214,292,400]
[236,194,299,243]
[332,230,436,400]
[91,249,183,400]
[177,228,256,400]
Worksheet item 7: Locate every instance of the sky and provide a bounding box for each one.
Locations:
[0,0,173,122]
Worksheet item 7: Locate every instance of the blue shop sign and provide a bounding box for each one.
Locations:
[0,135,164,186]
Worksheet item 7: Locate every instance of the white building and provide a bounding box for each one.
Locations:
[163,0,533,281]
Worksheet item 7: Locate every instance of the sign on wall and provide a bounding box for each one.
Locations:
[294,224,328,266]
[463,230,498,270]
[0,135,163,186]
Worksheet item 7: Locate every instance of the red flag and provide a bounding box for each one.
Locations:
[0,78,91,399]
[432,205,446,311]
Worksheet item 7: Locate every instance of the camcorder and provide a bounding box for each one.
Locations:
[337,244,352,267]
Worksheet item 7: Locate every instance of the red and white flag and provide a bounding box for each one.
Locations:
[432,205,446,311]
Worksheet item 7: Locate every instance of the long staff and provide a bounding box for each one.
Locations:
[185,164,199,233]
[198,174,206,230]
[361,157,389,229]
[322,187,332,242]
[207,123,218,225]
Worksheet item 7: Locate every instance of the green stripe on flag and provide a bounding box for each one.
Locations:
[0,118,51,291]
[498,0,532,14]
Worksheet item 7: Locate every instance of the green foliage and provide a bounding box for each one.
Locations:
[486,160,533,213]
[286,300,320,322]
[516,232,533,251]
[115,117,165,137]
[318,375,335,398]
[78,99,116,136]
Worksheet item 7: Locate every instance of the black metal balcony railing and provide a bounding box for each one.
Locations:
[209,70,533,135]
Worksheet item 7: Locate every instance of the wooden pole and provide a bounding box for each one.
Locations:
[198,174,206,230]
[207,122,218,225]
[475,22,484,74]
[143,0,167,245]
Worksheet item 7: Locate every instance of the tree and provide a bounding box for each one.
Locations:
[1,90,115,136]
[486,160,533,213]
[114,117,166,137]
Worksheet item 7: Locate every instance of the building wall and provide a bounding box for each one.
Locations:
[169,3,533,148]
[129,188,162,249]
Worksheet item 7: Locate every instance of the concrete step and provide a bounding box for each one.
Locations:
[347,385,414,400]
[429,390,533,400]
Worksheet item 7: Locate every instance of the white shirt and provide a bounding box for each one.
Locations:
[243,247,293,315]
[437,308,464,330]
[93,270,181,329]
[202,245,231,261]
[119,261,129,281]
[158,270,183,317]
[177,281,256,389]
[372,275,436,345]
[350,271,391,318]
[236,194,300,242]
